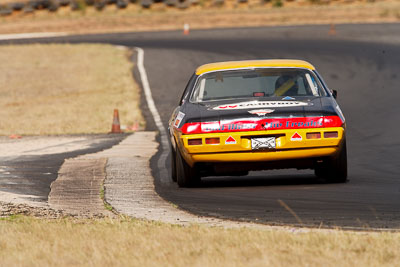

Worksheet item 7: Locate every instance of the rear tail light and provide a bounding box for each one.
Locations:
[324,131,338,138]
[323,116,344,128]
[306,132,321,139]
[205,137,220,145]
[188,138,202,145]
[181,122,202,134]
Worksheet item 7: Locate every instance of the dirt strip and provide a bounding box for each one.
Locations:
[48,157,112,218]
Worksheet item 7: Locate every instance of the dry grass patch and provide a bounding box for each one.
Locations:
[0,1,399,34]
[0,44,143,135]
[0,216,399,266]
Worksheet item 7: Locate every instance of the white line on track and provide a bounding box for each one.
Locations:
[135,47,170,184]
[0,32,67,41]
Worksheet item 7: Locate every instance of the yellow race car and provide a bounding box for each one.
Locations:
[169,60,347,187]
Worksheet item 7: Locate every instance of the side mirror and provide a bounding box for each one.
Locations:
[332,90,338,99]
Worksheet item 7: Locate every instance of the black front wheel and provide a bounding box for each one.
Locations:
[175,148,200,187]
[315,141,348,183]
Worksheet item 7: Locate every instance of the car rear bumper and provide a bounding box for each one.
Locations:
[190,147,339,163]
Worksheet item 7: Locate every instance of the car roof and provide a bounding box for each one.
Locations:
[195,59,316,75]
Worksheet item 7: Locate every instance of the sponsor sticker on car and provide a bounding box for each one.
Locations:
[213,100,310,110]
[291,132,302,141]
[174,112,185,128]
[225,136,237,145]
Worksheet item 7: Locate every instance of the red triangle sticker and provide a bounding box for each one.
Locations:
[291,132,302,141]
[225,136,236,144]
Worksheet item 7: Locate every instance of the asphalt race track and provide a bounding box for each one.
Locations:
[2,24,400,228]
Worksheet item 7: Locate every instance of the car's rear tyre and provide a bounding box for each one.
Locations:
[315,141,348,183]
[170,143,177,182]
[176,148,200,187]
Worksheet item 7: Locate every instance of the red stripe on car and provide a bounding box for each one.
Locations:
[180,116,343,134]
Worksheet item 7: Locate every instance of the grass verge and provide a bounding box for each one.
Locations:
[0,216,399,266]
[0,44,143,135]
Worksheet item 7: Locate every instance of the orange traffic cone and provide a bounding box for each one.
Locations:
[127,122,139,131]
[329,24,336,36]
[183,23,190,35]
[111,109,122,133]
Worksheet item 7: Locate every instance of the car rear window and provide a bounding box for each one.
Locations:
[190,68,327,102]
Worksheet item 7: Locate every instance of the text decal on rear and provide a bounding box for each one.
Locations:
[212,100,310,110]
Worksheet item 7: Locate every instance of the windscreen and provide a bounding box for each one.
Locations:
[191,68,327,102]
